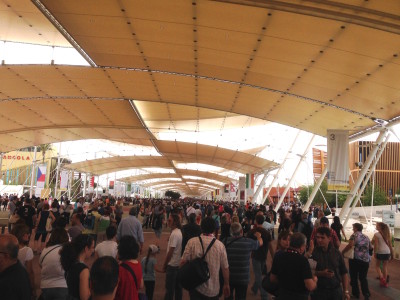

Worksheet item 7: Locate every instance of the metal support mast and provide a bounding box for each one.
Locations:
[303,167,328,211]
[263,130,301,205]
[29,146,37,198]
[339,129,388,221]
[275,135,315,212]
[343,131,390,227]
[253,171,269,204]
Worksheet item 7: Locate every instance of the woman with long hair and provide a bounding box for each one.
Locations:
[373,222,394,287]
[331,216,346,242]
[34,202,55,253]
[39,227,69,300]
[60,234,95,300]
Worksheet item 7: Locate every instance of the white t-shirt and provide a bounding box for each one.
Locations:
[95,240,118,258]
[374,232,390,254]
[167,228,182,267]
[39,245,67,288]
[18,246,33,268]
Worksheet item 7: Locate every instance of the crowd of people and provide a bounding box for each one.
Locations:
[0,194,396,300]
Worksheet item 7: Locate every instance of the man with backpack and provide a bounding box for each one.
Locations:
[83,204,101,244]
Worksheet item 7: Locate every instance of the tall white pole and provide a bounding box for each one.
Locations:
[253,171,269,204]
[343,132,390,227]
[263,130,301,204]
[29,146,37,198]
[339,129,388,220]
[83,173,87,197]
[54,143,61,198]
[0,153,3,182]
[68,170,72,199]
[275,135,315,212]
[95,175,99,198]
[303,167,328,211]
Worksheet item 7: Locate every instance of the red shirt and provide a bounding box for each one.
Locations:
[114,261,143,300]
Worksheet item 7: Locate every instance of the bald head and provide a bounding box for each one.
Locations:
[0,235,19,272]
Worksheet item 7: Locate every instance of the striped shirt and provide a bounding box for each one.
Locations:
[223,236,259,284]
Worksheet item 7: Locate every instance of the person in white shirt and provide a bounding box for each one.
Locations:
[40,228,70,300]
[95,226,118,259]
[161,214,182,300]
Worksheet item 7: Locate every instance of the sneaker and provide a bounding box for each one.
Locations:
[380,277,388,288]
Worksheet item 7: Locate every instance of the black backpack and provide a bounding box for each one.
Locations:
[152,213,162,230]
[83,213,96,230]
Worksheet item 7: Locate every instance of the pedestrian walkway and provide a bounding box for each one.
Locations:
[21,227,399,299]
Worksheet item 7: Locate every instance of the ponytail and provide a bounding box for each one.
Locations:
[60,234,93,272]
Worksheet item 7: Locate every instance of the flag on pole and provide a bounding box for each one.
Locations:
[36,164,47,189]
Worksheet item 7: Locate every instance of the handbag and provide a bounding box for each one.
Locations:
[9,213,19,224]
[343,247,354,259]
[178,237,216,290]
[262,272,279,297]
[120,262,147,300]
[45,214,53,232]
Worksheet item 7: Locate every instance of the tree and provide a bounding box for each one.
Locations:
[361,184,387,206]
[165,190,181,200]
[37,143,53,163]
[299,179,347,207]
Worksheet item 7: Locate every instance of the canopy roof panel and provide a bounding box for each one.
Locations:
[63,156,173,175]
[154,140,277,174]
[0,0,69,46]
[119,173,180,183]
[27,0,400,138]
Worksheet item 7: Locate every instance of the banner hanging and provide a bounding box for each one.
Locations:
[36,164,47,189]
[327,130,350,191]
[60,170,69,189]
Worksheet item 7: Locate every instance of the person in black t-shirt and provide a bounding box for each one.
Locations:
[247,214,275,299]
[0,234,32,300]
[270,232,317,300]
[17,199,36,233]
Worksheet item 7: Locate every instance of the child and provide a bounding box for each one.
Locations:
[140,244,159,300]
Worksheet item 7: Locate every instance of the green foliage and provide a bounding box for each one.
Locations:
[165,190,181,200]
[299,179,347,207]
[37,143,53,163]
[361,184,387,206]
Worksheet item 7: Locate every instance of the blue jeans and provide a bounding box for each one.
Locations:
[165,265,182,300]
[41,288,68,300]
[251,258,268,300]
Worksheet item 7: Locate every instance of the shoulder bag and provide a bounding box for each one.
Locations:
[179,236,216,290]
[121,262,147,300]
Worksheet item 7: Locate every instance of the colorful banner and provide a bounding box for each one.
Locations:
[36,164,47,189]
[60,170,69,189]
[246,174,254,197]
[224,184,229,193]
[109,180,114,190]
[239,177,246,191]
[230,182,235,192]
[127,183,131,192]
[90,176,95,187]
[327,130,350,191]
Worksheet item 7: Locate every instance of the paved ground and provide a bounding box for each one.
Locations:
[3,207,399,299]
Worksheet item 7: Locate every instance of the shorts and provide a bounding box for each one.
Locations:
[376,253,390,261]
[35,230,48,242]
